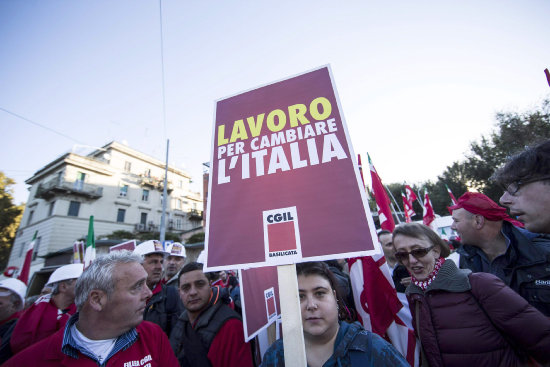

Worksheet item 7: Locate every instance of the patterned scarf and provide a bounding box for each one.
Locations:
[411,257,445,290]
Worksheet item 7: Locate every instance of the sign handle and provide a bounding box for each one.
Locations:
[277,264,307,367]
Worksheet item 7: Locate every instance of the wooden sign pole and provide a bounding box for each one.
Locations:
[277,263,307,367]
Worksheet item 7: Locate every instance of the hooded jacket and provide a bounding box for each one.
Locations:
[407,260,550,367]
[261,321,409,367]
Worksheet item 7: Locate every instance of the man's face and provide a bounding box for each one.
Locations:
[165,256,185,279]
[179,270,211,315]
[101,262,152,333]
[0,288,18,322]
[60,279,77,301]
[142,254,164,287]
[451,208,477,245]
[500,181,550,234]
[378,233,395,262]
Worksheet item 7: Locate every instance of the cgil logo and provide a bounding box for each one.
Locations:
[266,212,294,223]
[535,280,550,286]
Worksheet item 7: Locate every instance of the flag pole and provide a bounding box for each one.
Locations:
[160,139,169,244]
[384,184,403,224]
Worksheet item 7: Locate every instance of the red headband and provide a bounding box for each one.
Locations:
[449,192,524,227]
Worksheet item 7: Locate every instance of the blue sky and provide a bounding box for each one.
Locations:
[1,0,549,205]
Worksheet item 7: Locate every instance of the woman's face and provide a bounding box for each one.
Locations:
[298,274,339,340]
[393,234,440,281]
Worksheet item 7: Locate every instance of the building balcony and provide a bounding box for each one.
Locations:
[134,222,159,232]
[36,179,103,200]
[188,209,203,220]
[138,174,173,193]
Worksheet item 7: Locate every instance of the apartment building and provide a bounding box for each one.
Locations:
[7,141,203,276]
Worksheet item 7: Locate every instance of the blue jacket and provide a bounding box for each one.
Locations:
[261,321,408,367]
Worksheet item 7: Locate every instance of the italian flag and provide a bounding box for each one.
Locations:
[18,230,38,284]
[83,216,96,268]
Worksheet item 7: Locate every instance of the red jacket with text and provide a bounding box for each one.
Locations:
[3,321,178,367]
[10,294,76,354]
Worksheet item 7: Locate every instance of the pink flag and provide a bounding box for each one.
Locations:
[18,230,37,285]
[402,192,414,223]
[445,184,458,206]
[405,185,417,206]
[423,190,436,227]
[367,154,395,232]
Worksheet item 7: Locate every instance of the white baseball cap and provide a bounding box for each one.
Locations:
[166,242,186,258]
[46,264,84,286]
[134,240,167,257]
[196,250,206,265]
[0,278,27,305]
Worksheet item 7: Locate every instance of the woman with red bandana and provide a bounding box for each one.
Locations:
[393,223,550,367]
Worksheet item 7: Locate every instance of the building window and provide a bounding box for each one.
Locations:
[175,216,182,229]
[175,198,182,210]
[75,172,86,191]
[120,185,128,197]
[48,201,55,216]
[124,161,132,172]
[178,180,183,188]
[27,210,34,225]
[68,201,81,217]
[140,213,147,225]
[32,237,42,261]
[117,208,126,223]
[142,189,149,201]
[19,242,25,257]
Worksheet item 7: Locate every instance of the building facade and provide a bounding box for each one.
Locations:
[7,141,203,276]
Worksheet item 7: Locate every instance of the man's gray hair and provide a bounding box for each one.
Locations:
[75,250,142,310]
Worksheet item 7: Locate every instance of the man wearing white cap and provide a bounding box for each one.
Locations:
[0,278,26,363]
[134,240,182,336]
[10,263,83,355]
[164,242,186,288]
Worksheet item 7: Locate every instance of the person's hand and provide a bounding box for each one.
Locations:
[400,277,411,287]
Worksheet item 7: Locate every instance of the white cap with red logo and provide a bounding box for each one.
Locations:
[166,242,186,258]
[134,240,167,257]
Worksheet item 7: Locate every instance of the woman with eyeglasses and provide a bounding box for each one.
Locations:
[261,262,409,367]
[393,223,550,367]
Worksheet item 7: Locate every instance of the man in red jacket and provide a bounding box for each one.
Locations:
[3,250,179,366]
[10,263,83,354]
[170,262,253,367]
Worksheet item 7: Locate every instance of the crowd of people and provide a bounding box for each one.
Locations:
[0,139,549,366]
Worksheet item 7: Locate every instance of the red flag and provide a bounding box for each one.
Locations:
[18,230,38,285]
[349,255,419,366]
[402,192,414,223]
[405,185,417,206]
[353,156,419,365]
[368,154,395,232]
[445,184,458,205]
[423,190,436,227]
[545,68,550,88]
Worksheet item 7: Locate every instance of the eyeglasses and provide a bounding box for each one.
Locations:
[502,175,550,196]
[394,245,435,263]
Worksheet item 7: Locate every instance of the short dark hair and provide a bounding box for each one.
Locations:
[296,262,353,322]
[377,230,392,238]
[392,223,451,258]
[491,139,550,187]
[177,262,207,288]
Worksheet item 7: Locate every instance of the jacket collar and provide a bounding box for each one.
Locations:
[406,260,472,296]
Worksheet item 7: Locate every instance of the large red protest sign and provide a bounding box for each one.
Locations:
[205,66,378,270]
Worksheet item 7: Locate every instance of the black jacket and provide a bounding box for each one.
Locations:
[458,221,550,316]
[144,283,183,336]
